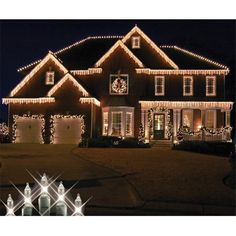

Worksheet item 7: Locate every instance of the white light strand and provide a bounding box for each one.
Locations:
[139,101,233,110]
[79,97,100,107]
[70,68,102,76]
[122,26,179,69]
[12,114,45,144]
[47,73,89,97]
[2,97,55,105]
[17,36,124,72]
[160,45,229,70]
[95,40,144,68]
[50,114,85,144]
[11,53,68,97]
[135,68,229,75]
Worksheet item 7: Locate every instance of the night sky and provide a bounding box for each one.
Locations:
[0,20,235,122]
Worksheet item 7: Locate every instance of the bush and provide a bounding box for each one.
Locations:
[117,137,151,148]
[173,141,234,157]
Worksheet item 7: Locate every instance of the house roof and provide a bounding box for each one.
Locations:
[17,28,228,73]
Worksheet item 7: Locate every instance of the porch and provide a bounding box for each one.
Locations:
[139,101,233,143]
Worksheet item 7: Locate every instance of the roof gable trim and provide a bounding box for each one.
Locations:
[10,52,68,97]
[95,40,144,68]
[122,26,179,69]
[47,73,89,97]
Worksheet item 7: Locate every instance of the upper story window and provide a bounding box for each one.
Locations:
[110,73,129,95]
[45,71,55,85]
[155,76,165,96]
[183,76,193,96]
[132,36,140,49]
[206,76,216,96]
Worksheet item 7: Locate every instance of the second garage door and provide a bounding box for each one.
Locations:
[53,117,82,144]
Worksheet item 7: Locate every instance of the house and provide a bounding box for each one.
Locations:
[2,26,233,144]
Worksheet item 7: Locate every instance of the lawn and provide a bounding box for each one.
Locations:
[0,144,235,215]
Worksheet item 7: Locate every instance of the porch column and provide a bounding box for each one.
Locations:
[225,110,231,126]
[201,109,206,127]
[144,110,149,140]
[173,109,181,139]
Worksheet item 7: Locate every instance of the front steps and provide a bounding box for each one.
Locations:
[150,140,173,148]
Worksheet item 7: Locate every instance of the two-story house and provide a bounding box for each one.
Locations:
[2,26,233,144]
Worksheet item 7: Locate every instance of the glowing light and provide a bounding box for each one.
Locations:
[122,26,179,69]
[12,114,45,144]
[47,73,89,97]
[139,101,233,110]
[135,68,229,75]
[2,97,55,105]
[71,68,102,75]
[161,45,229,70]
[50,114,85,144]
[11,52,68,97]
[6,194,15,216]
[79,97,101,107]
[95,40,144,68]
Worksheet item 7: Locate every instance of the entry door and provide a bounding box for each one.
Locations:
[153,114,165,140]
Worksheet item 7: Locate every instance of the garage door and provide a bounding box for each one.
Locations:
[53,117,82,144]
[15,117,43,143]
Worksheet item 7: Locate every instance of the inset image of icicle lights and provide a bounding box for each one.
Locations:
[1,171,92,216]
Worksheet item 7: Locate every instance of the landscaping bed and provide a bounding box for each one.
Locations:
[173,141,234,157]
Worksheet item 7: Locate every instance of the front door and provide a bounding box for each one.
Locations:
[154,114,165,140]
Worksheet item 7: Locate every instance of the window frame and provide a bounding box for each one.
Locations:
[111,111,122,136]
[183,76,193,96]
[132,36,140,49]
[45,71,55,85]
[155,76,165,96]
[206,76,216,96]
[102,112,109,135]
[125,112,133,136]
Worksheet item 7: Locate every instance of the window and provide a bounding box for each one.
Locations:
[183,76,193,96]
[182,110,193,129]
[206,110,216,129]
[132,36,140,49]
[103,112,108,135]
[155,76,165,96]
[45,71,55,85]
[206,76,216,96]
[126,112,132,136]
[111,112,122,136]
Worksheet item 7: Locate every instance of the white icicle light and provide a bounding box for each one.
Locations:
[79,97,100,107]
[6,194,15,216]
[2,97,55,105]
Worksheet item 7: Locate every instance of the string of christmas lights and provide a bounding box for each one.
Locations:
[71,68,102,76]
[2,97,55,104]
[95,40,144,68]
[79,97,101,107]
[139,101,233,110]
[12,114,45,144]
[50,114,85,144]
[47,73,89,97]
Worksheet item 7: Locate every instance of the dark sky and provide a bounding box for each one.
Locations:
[0,20,235,122]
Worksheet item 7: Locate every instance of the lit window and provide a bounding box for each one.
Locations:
[182,110,193,129]
[111,112,122,136]
[206,76,216,96]
[132,36,140,49]
[45,71,55,85]
[183,76,193,96]
[126,112,132,136]
[155,76,165,96]
[103,112,108,135]
[206,110,216,129]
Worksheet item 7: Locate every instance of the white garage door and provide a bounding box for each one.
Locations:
[15,117,43,143]
[53,117,82,144]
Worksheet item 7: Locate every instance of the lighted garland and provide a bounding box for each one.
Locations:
[138,123,145,141]
[111,78,127,94]
[12,114,45,144]
[0,123,9,136]
[50,114,85,144]
[147,107,172,139]
[177,126,232,141]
